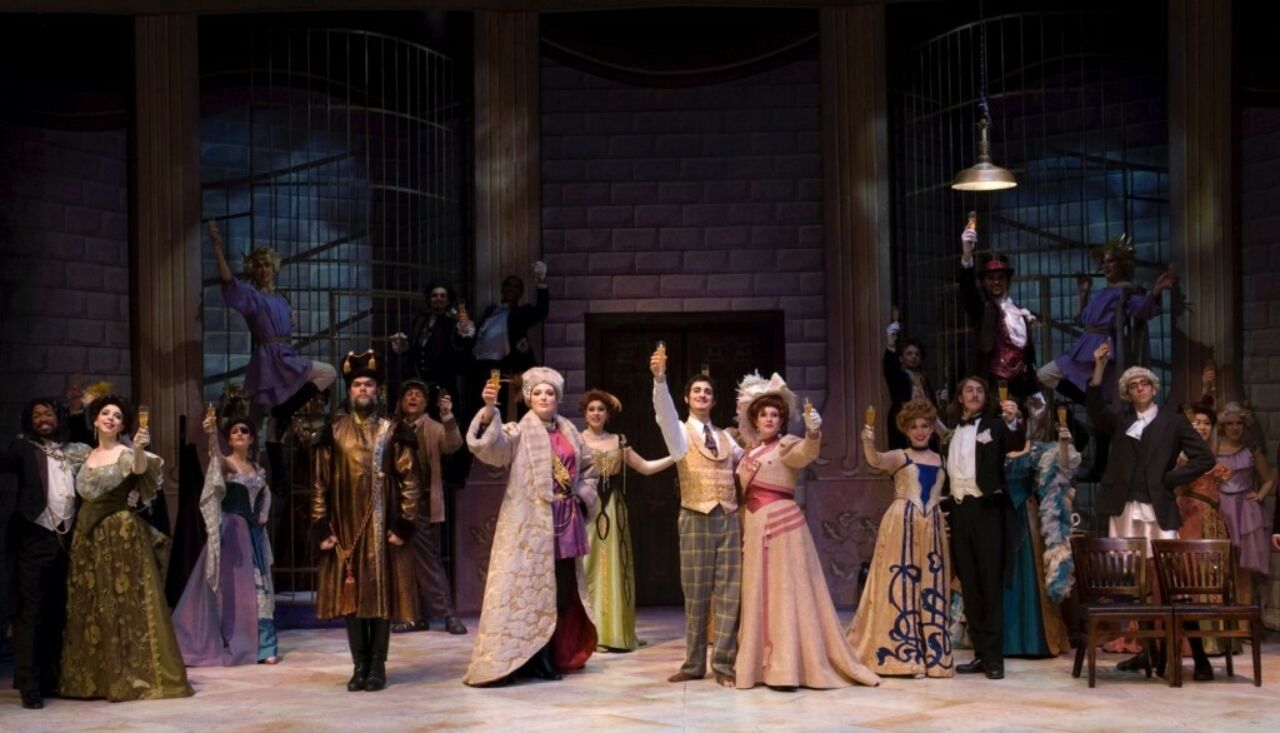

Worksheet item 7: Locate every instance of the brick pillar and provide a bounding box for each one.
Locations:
[1169,0,1236,398]
[132,15,203,503]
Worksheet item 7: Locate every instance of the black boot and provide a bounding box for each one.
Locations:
[1189,636,1214,681]
[364,620,391,692]
[271,383,322,441]
[345,617,370,692]
[519,644,562,681]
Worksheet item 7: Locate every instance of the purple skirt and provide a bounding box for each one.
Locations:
[553,497,589,560]
[1219,491,1270,576]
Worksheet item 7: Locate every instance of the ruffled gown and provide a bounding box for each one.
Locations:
[584,441,638,651]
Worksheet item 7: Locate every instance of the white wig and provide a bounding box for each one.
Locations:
[521,366,565,404]
[1117,366,1160,401]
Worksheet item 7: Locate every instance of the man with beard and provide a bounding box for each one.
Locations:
[0,399,91,708]
[390,282,475,397]
[393,380,466,635]
[310,350,421,692]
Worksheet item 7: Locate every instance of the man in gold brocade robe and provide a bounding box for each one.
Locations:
[310,349,420,692]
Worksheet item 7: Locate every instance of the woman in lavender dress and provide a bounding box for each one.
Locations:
[209,220,336,437]
[172,411,279,666]
[1215,403,1275,603]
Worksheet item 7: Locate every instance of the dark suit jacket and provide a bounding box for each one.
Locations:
[406,312,474,387]
[477,285,550,373]
[957,262,1037,378]
[1,438,57,524]
[882,348,935,449]
[1086,384,1215,530]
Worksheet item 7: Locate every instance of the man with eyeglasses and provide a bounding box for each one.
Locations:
[1086,340,1214,675]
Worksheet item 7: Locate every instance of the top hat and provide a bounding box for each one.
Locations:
[977,253,1014,276]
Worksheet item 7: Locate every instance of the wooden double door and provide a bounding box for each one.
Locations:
[584,311,785,605]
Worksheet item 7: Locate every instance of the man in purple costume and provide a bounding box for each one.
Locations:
[209,220,336,439]
[1037,235,1177,404]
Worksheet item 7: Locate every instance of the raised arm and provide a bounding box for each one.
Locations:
[437,393,464,456]
[861,424,906,474]
[209,220,233,284]
[1086,340,1119,436]
[650,349,688,461]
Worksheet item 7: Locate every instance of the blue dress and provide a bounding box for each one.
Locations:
[1001,446,1070,657]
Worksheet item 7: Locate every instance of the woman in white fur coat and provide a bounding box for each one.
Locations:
[463,366,600,686]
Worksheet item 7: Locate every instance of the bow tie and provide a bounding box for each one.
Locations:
[957,416,980,428]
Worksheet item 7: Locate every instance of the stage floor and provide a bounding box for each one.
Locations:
[3,607,1277,732]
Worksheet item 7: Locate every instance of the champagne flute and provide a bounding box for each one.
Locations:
[864,404,877,427]
[1056,405,1068,428]
[489,369,501,393]
[967,210,978,234]
[803,397,814,418]
[997,380,1009,403]
[137,404,150,431]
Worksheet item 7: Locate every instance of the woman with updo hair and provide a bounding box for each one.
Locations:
[848,397,953,678]
[172,410,280,666]
[1215,402,1275,604]
[578,389,674,652]
[60,395,193,701]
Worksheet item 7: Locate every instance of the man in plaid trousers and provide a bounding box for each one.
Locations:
[650,348,743,688]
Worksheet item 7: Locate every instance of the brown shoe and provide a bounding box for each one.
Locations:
[667,671,703,683]
[715,673,736,689]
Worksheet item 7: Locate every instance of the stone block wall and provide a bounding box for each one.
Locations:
[539,55,826,415]
[0,122,131,436]
[1241,107,1280,463]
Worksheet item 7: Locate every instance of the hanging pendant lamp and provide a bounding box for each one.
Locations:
[952,2,1016,192]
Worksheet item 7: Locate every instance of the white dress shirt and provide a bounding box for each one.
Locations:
[947,422,981,501]
[1124,403,1159,440]
[652,377,743,466]
[996,297,1029,348]
[37,450,77,534]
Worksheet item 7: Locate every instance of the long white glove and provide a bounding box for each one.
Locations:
[804,407,823,434]
[886,321,901,350]
[532,260,548,283]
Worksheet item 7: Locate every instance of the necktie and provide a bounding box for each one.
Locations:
[704,424,718,456]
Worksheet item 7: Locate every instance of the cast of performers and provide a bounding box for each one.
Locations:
[733,373,881,690]
[946,376,1025,680]
[851,398,953,678]
[208,220,337,438]
[579,389,675,652]
[651,349,743,688]
[394,380,468,635]
[958,217,1039,400]
[59,395,193,702]
[1085,341,1215,675]
[0,400,90,709]
[1213,402,1274,604]
[463,367,599,686]
[999,395,1073,658]
[883,321,937,450]
[310,350,420,692]
[171,411,279,666]
[1036,236,1176,404]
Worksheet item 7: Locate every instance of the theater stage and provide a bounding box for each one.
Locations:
[3,607,1277,732]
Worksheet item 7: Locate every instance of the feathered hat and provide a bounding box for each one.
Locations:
[735,371,798,445]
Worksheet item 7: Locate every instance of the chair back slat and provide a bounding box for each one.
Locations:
[1070,536,1150,602]
[1151,539,1232,602]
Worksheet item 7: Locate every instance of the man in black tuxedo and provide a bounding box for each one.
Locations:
[0,399,90,709]
[473,261,550,378]
[958,225,1039,400]
[883,322,936,450]
[947,375,1025,680]
[1085,340,1215,677]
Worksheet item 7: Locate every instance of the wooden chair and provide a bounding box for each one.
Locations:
[1150,539,1263,687]
[1069,536,1173,688]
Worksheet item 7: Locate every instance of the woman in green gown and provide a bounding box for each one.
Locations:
[579,390,674,651]
[60,395,193,702]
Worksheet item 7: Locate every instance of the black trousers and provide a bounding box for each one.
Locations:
[11,521,70,694]
[951,496,1006,666]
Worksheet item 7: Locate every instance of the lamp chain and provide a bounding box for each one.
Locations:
[978,0,989,120]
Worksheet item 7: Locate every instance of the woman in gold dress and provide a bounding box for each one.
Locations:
[579,389,674,652]
[60,395,193,702]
